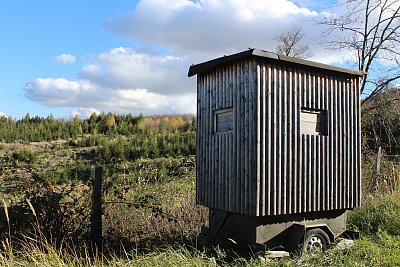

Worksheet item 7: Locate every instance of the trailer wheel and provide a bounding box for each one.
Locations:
[304,228,330,251]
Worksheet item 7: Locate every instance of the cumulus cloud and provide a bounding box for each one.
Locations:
[106,0,322,60]
[24,48,196,116]
[71,107,100,119]
[25,78,82,106]
[0,112,6,117]
[55,53,76,64]
[79,47,190,94]
[26,0,354,117]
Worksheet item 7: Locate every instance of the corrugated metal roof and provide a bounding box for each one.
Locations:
[188,48,367,77]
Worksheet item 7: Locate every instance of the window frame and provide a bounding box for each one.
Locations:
[213,107,233,134]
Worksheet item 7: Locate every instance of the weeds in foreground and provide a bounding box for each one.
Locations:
[1,233,400,267]
[2,190,400,266]
[349,192,400,235]
[2,189,400,266]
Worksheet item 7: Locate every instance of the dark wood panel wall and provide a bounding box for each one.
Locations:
[196,57,361,216]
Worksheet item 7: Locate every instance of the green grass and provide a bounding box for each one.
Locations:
[2,139,400,266]
[2,179,400,266]
[349,193,400,236]
[292,234,400,267]
[2,195,400,267]
[1,233,400,266]
[2,191,400,267]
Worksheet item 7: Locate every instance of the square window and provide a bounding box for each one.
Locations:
[214,108,233,133]
[300,108,327,136]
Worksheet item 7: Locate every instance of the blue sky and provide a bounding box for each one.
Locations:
[1,0,345,119]
[0,0,136,118]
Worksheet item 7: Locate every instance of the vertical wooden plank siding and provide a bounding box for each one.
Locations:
[277,66,282,215]
[287,69,292,214]
[267,64,272,215]
[260,65,266,216]
[328,76,334,210]
[196,57,361,216]
[256,63,262,216]
[271,67,277,215]
[237,61,242,213]
[293,70,299,214]
[282,68,287,214]
[196,75,202,205]
[296,70,302,213]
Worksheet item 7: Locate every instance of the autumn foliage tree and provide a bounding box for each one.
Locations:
[104,114,116,133]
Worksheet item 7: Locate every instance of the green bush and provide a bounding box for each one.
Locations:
[12,149,37,163]
[348,193,400,236]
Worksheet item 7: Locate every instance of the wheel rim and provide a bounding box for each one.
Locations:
[306,235,323,250]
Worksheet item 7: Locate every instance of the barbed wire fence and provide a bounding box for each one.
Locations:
[88,156,206,250]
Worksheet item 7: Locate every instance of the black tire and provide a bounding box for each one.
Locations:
[303,228,331,251]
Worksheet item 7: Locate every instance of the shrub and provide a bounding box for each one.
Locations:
[348,193,400,236]
[12,149,37,163]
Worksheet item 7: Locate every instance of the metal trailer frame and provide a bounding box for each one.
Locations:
[207,209,359,251]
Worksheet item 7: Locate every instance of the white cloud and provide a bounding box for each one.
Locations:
[26,0,359,117]
[311,48,356,66]
[55,54,76,64]
[0,112,6,117]
[24,48,196,116]
[25,78,81,106]
[106,0,320,59]
[79,47,190,94]
[101,88,196,114]
[71,107,100,119]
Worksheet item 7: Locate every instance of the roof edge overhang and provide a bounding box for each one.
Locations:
[188,48,367,77]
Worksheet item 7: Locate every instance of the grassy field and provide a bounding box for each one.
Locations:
[0,212,399,267]
[1,138,400,266]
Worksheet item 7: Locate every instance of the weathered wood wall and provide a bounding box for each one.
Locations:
[197,59,257,215]
[196,56,361,216]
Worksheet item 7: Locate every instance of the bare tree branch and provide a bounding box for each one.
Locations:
[275,26,314,59]
[320,0,400,100]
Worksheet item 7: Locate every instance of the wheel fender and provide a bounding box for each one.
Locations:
[304,224,335,243]
[286,223,335,252]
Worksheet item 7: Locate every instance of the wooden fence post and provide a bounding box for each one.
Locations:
[372,146,382,194]
[90,166,103,249]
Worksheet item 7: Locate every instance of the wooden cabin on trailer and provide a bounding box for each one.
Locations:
[188,49,365,250]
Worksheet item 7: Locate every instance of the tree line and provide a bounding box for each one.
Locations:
[0,112,196,143]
